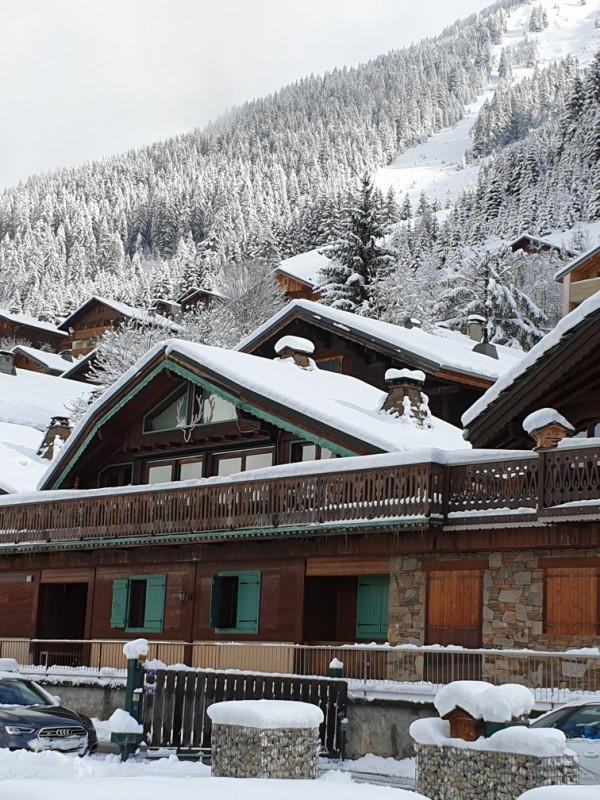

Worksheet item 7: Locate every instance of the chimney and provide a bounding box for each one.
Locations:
[472,327,498,360]
[403,317,422,329]
[467,314,486,342]
[59,349,74,362]
[522,408,574,450]
[0,350,16,376]
[381,368,430,427]
[274,335,315,368]
[37,416,72,460]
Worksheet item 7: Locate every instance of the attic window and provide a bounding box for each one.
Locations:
[143,383,237,433]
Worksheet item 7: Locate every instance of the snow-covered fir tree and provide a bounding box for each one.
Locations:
[317,175,395,315]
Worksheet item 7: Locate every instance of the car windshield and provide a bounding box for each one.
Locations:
[0,679,51,706]
[531,708,572,728]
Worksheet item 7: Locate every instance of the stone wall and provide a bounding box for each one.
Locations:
[211,723,320,779]
[389,548,600,651]
[414,742,578,800]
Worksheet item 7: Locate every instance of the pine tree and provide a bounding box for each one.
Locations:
[317,175,395,315]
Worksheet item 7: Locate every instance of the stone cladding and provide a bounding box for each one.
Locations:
[211,723,320,779]
[414,742,578,800]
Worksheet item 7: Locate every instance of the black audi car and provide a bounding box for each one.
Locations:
[0,675,97,755]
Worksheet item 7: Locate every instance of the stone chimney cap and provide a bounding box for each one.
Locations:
[403,317,422,329]
[385,368,426,386]
[274,336,315,355]
[467,314,486,323]
[522,408,574,436]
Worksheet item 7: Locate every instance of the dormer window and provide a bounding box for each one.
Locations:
[143,383,237,433]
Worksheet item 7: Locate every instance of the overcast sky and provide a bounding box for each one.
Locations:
[1,0,488,188]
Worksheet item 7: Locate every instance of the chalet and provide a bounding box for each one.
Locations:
[554,243,600,316]
[176,287,224,315]
[462,291,600,449]
[237,299,523,427]
[0,328,598,666]
[0,308,67,351]
[57,296,179,356]
[274,249,327,300]
[60,350,100,385]
[508,233,574,258]
[12,345,72,377]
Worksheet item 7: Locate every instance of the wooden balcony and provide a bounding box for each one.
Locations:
[0,444,598,552]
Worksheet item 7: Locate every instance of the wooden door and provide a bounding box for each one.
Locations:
[426,569,482,647]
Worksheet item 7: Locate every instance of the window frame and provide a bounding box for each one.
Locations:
[110,574,166,634]
[213,447,275,477]
[143,456,204,484]
[143,382,237,435]
[289,440,335,463]
[98,462,134,488]
[209,570,261,635]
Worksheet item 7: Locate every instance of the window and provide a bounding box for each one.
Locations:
[98,463,133,488]
[144,457,204,484]
[356,576,389,640]
[214,448,274,477]
[316,356,342,373]
[290,442,335,462]
[545,567,599,635]
[143,383,236,433]
[210,571,260,634]
[110,575,166,633]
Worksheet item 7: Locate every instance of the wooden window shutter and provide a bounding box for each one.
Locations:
[545,567,598,635]
[110,579,129,629]
[209,575,223,629]
[356,576,389,639]
[235,572,261,634]
[143,574,166,633]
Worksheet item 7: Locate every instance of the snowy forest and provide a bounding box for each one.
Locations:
[0,0,597,355]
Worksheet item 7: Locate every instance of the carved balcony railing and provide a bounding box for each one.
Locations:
[0,445,598,550]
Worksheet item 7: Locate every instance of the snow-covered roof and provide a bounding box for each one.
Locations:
[237,300,524,384]
[40,338,468,490]
[58,296,180,332]
[0,369,92,493]
[522,408,574,435]
[462,291,600,428]
[0,308,66,336]
[12,345,72,374]
[508,233,575,256]
[554,243,600,282]
[60,349,98,382]
[0,422,47,494]
[434,681,534,723]
[276,249,331,287]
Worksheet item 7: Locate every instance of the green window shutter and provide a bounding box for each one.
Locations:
[356,576,389,640]
[110,579,129,629]
[235,571,261,634]
[143,574,166,633]
[209,575,223,628]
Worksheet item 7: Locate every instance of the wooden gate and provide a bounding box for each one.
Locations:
[142,668,348,757]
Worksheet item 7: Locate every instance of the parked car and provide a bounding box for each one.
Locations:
[0,673,97,755]
[530,699,600,783]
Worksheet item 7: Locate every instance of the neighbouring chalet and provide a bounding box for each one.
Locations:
[0,328,598,666]
[274,249,327,301]
[508,233,574,258]
[57,296,179,356]
[554,243,600,316]
[462,291,600,449]
[176,287,225,315]
[11,345,73,377]
[237,300,523,427]
[0,308,67,351]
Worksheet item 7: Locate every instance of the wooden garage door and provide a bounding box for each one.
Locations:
[426,569,482,647]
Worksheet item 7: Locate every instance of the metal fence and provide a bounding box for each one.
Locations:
[2,638,600,702]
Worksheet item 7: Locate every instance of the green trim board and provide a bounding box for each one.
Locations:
[47,354,360,489]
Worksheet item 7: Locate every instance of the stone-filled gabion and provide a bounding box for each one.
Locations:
[211,723,320,779]
[415,743,578,800]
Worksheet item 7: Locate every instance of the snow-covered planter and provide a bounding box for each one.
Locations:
[410,683,578,800]
[208,699,323,779]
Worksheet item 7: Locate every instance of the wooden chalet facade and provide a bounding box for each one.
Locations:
[555,244,600,316]
[57,296,178,356]
[0,309,67,351]
[237,300,523,428]
[0,327,598,664]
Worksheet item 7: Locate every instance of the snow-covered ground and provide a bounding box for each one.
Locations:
[0,748,422,800]
[375,0,600,224]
